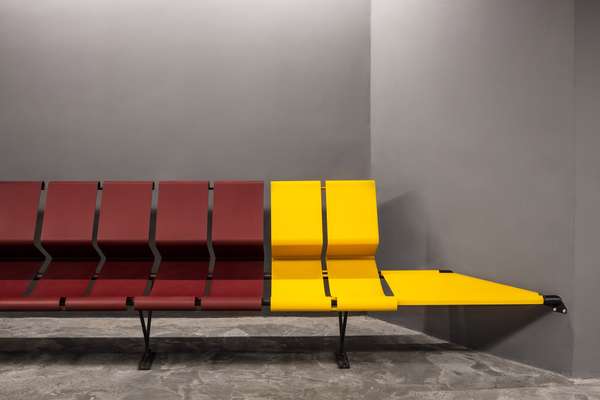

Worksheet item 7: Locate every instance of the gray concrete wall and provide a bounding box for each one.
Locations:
[371,0,576,374]
[0,0,371,181]
[573,0,600,379]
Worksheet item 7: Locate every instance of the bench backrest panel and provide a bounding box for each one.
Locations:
[155,181,209,259]
[212,181,264,259]
[41,181,99,259]
[0,182,43,259]
[271,181,322,259]
[325,180,379,258]
[97,181,153,258]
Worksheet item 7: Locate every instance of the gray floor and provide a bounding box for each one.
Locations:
[0,315,597,400]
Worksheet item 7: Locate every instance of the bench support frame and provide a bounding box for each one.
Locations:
[335,311,350,369]
[138,310,156,370]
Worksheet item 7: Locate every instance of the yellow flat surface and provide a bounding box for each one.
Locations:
[270,181,331,311]
[271,259,332,311]
[325,180,379,257]
[271,181,323,258]
[327,259,397,311]
[382,270,544,305]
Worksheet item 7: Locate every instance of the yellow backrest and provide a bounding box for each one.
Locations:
[325,180,379,258]
[271,181,323,259]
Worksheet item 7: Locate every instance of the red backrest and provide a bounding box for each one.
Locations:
[0,182,43,259]
[212,181,264,259]
[97,181,153,259]
[155,181,209,259]
[41,181,99,259]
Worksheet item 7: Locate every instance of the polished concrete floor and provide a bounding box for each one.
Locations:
[0,315,597,399]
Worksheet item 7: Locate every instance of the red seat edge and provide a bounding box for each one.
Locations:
[201,296,262,311]
[0,297,61,311]
[65,296,127,310]
[134,296,196,311]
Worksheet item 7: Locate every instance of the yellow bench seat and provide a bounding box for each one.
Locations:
[271,259,332,311]
[382,269,544,306]
[327,259,397,311]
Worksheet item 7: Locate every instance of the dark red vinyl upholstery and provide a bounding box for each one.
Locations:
[41,181,98,259]
[66,181,153,310]
[0,182,44,309]
[0,182,43,259]
[135,181,209,311]
[3,260,99,311]
[202,181,264,310]
[30,261,98,297]
[96,181,154,259]
[0,261,44,298]
[201,260,264,310]
[154,181,209,259]
[4,182,101,310]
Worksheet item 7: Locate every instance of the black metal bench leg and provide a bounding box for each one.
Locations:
[138,310,156,370]
[335,311,350,369]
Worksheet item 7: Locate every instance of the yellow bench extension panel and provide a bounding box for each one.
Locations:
[270,181,332,312]
[382,270,544,306]
[325,180,396,311]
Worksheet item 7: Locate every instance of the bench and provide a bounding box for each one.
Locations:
[0,179,566,370]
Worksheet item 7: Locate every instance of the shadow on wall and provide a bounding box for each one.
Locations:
[376,191,429,268]
[373,193,573,373]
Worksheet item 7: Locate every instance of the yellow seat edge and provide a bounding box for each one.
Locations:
[270,297,333,312]
[335,296,398,312]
